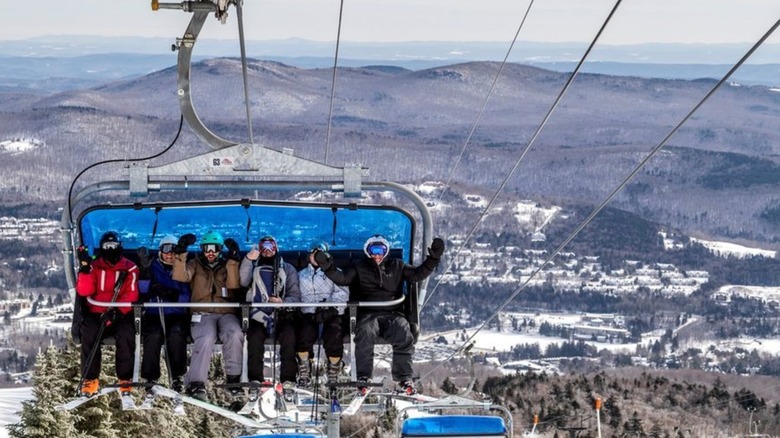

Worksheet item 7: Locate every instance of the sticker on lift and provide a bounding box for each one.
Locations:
[212,157,235,167]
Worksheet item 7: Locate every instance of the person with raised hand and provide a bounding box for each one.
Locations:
[172,230,242,402]
[239,235,301,393]
[314,235,444,396]
[76,231,139,398]
[138,235,192,394]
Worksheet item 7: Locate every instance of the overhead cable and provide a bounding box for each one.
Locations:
[420,17,780,382]
[433,0,537,209]
[324,0,346,165]
[423,0,625,310]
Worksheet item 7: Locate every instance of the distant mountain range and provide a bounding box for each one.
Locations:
[2,54,780,245]
[1,37,779,92]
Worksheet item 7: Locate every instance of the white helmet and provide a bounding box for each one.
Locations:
[363,234,391,260]
[158,234,178,261]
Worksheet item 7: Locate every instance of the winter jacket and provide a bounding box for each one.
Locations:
[239,256,301,322]
[323,255,439,313]
[172,253,239,314]
[298,264,348,315]
[76,256,139,315]
[142,258,192,316]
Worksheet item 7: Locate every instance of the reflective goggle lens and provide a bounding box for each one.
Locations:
[202,244,221,253]
[160,243,175,254]
[368,243,388,256]
[260,240,277,252]
[101,241,121,250]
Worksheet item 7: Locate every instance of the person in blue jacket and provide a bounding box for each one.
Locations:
[139,235,192,393]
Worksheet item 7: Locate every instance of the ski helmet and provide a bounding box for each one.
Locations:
[200,230,224,254]
[158,234,177,259]
[99,231,123,264]
[201,230,224,246]
[258,235,278,253]
[310,241,329,253]
[363,234,390,259]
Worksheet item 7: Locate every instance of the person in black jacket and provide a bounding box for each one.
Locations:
[314,234,444,395]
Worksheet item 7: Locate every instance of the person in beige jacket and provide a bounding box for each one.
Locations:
[172,230,242,402]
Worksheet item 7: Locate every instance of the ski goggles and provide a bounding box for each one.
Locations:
[201,244,222,254]
[159,243,175,254]
[367,242,388,256]
[259,240,278,252]
[101,241,121,250]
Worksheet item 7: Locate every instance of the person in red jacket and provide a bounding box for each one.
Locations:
[76,231,139,397]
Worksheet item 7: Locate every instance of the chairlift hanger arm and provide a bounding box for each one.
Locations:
[155,1,235,150]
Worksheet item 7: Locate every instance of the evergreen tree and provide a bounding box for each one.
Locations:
[7,345,82,438]
[440,377,457,394]
[624,411,645,437]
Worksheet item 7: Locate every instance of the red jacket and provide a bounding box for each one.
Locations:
[76,257,139,314]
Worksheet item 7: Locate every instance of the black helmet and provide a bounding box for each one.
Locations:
[98,231,123,265]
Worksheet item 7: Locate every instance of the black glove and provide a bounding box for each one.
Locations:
[224,238,241,261]
[428,238,445,259]
[313,249,333,270]
[410,322,420,343]
[149,283,178,302]
[314,307,339,324]
[100,308,119,325]
[136,246,152,269]
[76,246,92,274]
[175,233,196,254]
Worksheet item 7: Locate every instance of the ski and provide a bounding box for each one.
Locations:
[342,388,372,416]
[54,387,116,411]
[138,393,155,410]
[388,391,438,403]
[152,385,261,428]
[120,393,137,410]
[238,383,272,415]
[274,382,288,412]
[172,396,185,416]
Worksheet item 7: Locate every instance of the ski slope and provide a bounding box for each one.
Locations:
[0,387,33,438]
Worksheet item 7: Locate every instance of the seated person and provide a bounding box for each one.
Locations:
[172,230,242,402]
[239,235,301,391]
[138,235,191,394]
[296,242,349,385]
[314,234,444,395]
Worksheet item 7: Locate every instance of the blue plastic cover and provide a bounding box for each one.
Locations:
[401,415,507,437]
[79,201,414,263]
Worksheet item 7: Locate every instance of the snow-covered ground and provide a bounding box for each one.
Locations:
[0,387,33,438]
[690,237,776,259]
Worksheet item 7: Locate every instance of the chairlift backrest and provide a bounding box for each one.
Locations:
[401,415,508,437]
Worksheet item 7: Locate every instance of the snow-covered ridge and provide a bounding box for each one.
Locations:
[691,237,776,259]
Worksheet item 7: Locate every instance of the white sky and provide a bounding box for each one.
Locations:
[1,0,778,44]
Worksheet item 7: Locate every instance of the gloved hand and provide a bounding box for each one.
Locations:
[136,246,151,269]
[175,233,196,254]
[314,307,338,324]
[428,238,445,259]
[100,308,119,326]
[312,249,333,270]
[224,238,241,261]
[150,283,179,302]
[76,246,92,274]
[410,322,420,343]
[259,312,275,336]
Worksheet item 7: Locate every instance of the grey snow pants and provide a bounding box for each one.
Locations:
[354,312,414,383]
[185,313,244,385]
